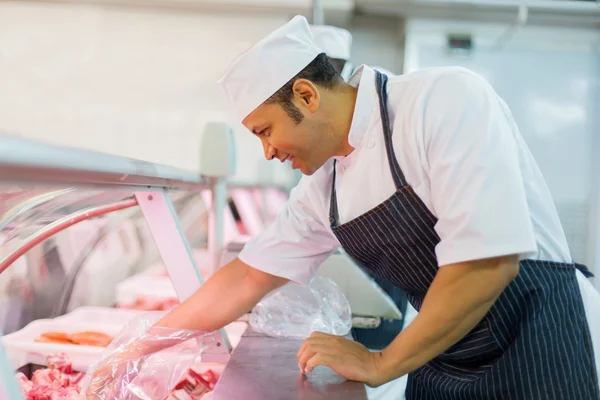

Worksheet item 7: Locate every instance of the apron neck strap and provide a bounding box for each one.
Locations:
[375,71,408,189]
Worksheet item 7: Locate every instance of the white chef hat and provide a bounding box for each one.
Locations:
[310,25,352,61]
[218,15,323,122]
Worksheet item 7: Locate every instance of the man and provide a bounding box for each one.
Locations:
[90,16,600,399]
[310,23,418,352]
[311,24,415,399]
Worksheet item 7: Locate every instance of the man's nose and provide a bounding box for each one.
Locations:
[262,141,276,161]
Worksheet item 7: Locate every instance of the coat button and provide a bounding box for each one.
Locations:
[368,139,376,149]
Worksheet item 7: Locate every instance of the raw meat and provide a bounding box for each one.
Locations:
[47,353,72,374]
[16,372,33,394]
[119,295,180,311]
[16,353,219,399]
[199,370,218,391]
[35,332,72,345]
[166,389,194,400]
[69,331,113,347]
[169,366,219,399]
[35,330,113,347]
[68,372,85,388]
[16,353,83,400]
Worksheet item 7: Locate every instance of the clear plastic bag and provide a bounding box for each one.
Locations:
[81,312,217,399]
[249,277,352,339]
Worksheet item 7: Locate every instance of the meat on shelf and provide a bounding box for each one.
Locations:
[15,353,220,400]
[35,331,113,347]
[167,367,219,400]
[118,295,180,311]
[16,353,84,400]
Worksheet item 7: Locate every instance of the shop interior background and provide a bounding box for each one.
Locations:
[0,1,599,284]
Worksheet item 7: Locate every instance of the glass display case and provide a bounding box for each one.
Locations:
[0,132,372,399]
[0,133,234,399]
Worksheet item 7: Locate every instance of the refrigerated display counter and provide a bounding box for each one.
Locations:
[0,131,373,399]
[0,132,233,399]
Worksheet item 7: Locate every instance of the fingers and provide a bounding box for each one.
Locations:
[296,332,336,360]
[87,369,112,399]
[85,358,128,398]
[298,342,331,372]
[297,333,346,373]
[305,353,332,373]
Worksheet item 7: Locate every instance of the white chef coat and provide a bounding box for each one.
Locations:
[239,64,600,391]
[239,65,572,282]
[340,60,396,81]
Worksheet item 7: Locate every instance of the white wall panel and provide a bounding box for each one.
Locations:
[404,19,600,281]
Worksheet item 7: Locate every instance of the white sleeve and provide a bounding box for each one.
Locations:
[424,70,537,267]
[237,174,340,285]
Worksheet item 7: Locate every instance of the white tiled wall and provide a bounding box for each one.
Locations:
[0,2,402,187]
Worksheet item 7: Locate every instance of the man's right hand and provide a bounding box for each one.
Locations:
[85,258,287,398]
[155,257,289,332]
[85,343,146,399]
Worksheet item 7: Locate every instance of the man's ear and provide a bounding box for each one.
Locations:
[292,79,320,112]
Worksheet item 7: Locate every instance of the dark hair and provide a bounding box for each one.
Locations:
[266,52,343,124]
[328,57,347,74]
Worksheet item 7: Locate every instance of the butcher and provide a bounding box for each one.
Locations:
[89,15,600,399]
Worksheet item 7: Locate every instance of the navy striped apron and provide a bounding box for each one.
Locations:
[329,71,600,399]
[351,274,407,351]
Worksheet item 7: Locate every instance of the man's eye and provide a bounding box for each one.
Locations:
[261,130,270,137]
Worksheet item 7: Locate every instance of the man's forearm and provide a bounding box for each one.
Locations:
[133,258,288,355]
[377,255,519,384]
[87,259,288,385]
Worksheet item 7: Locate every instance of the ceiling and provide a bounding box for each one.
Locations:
[5,0,600,28]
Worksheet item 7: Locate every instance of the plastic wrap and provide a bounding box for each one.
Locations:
[250,277,352,339]
[81,313,217,400]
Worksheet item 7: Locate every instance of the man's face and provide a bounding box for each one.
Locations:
[243,83,334,176]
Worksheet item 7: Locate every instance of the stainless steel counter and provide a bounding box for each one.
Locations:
[211,329,368,400]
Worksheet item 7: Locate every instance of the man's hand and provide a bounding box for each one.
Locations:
[296,255,520,389]
[378,254,520,383]
[297,332,385,387]
[85,345,145,399]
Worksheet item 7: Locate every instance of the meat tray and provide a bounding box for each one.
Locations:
[2,319,121,372]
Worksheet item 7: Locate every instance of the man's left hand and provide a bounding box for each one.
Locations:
[296,331,385,387]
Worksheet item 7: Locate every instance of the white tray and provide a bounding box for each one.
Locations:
[54,306,161,327]
[54,308,247,350]
[2,319,121,371]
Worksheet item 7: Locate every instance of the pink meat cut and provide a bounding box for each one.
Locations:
[167,366,219,399]
[16,352,219,399]
[15,353,83,400]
